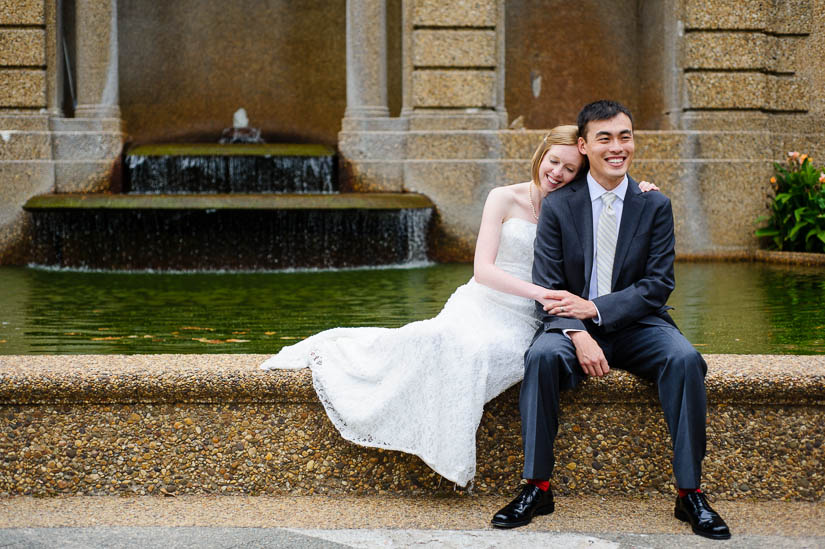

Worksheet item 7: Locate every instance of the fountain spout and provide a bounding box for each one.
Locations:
[220,107,263,144]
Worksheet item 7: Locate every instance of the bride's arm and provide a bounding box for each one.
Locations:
[473,186,551,302]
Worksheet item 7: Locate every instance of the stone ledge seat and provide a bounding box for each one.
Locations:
[0,354,823,500]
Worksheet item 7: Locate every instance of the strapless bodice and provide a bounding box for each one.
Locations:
[493,217,536,281]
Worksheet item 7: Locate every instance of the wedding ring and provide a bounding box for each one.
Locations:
[560,307,565,313]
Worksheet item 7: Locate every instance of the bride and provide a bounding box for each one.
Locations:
[260,125,657,486]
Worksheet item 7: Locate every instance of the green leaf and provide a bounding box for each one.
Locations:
[755,228,780,237]
[805,227,823,242]
[788,222,806,240]
[775,193,792,205]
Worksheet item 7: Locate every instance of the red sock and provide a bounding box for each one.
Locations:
[678,487,702,498]
[528,479,550,491]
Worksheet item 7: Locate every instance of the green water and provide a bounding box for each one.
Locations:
[0,262,822,355]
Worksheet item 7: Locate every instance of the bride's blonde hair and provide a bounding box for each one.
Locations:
[530,125,582,188]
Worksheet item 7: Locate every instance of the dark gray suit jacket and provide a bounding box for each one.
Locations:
[532,175,677,334]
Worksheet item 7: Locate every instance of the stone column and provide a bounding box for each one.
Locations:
[74,0,120,118]
[345,0,390,121]
[45,0,63,117]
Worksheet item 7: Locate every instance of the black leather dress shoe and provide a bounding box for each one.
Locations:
[675,491,731,540]
[490,483,554,529]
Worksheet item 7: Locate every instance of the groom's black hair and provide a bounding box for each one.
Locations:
[577,100,633,140]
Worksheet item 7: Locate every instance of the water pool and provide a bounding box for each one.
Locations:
[0,262,822,355]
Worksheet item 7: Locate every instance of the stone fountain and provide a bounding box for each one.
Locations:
[24,110,433,271]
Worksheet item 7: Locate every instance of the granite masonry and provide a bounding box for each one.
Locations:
[1,0,824,262]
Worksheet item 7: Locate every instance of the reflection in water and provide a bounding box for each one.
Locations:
[668,262,825,354]
[0,262,822,355]
[0,265,470,355]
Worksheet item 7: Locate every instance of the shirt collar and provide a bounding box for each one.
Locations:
[587,172,628,203]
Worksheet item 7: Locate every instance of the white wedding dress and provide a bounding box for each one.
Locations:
[260,217,540,486]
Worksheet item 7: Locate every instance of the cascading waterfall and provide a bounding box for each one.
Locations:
[28,207,433,271]
[125,145,337,194]
[25,142,434,271]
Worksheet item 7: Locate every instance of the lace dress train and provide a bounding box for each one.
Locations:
[260,218,539,486]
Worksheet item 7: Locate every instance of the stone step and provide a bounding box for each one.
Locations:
[21,193,434,270]
[0,131,52,161]
[52,131,124,161]
[0,354,822,499]
[0,115,50,131]
[1,493,823,544]
[23,192,434,211]
[340,130,785,161]
[48,118,122,133]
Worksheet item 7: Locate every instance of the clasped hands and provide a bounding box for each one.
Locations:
[539,290,610,377]
[539,290,597,320]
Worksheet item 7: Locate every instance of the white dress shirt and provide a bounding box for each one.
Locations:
[563,172,628,335]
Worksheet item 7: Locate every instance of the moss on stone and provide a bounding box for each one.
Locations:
[127,143,335,157]
[23,193,434,211]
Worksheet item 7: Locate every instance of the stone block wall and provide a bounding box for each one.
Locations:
[1,0,824,264]
[345,0,825,260]
[404,0,505,129]
[0,0,49,263]
[681,0,811,121]
[0,0,126,263]
[0,0,45,111]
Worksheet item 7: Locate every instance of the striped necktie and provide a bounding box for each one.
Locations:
[596,192,618,296]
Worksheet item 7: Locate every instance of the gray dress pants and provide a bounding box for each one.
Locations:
[520,322,708,489]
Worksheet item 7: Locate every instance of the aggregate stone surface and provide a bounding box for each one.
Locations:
[0,494,823,539]
[0,354,823,500]
[1,527,823,549]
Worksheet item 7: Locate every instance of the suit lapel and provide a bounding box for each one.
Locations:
[566,180,593,296]
[612,176,645,288]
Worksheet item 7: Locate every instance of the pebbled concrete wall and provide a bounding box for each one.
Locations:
[0,354,822,499]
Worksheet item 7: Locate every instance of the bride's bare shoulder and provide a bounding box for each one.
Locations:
[487,181,530,201]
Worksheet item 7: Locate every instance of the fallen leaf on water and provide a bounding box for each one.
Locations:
[0,340,6,343]
[264,331,277,336]
[64,332,81,335]
[92,309,103,313]
[143,335,153,338]
[232,331,247,335]
[171,331,179,335]
[180,326,215,331]
[692,343,707,346]
[91,336,122,341]
[97,327,110,331]
[225,339,250,343]
[127,335,139,339]
[192,337,222,344]
[280,336,300,340]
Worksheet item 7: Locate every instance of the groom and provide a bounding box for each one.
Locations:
[490,100,731,540]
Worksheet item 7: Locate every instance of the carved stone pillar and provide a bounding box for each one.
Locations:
[74,0,120,118]
[345,0,390,121]
[45,0,63,117]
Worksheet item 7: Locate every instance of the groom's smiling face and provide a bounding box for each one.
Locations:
[577,113,635,189]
